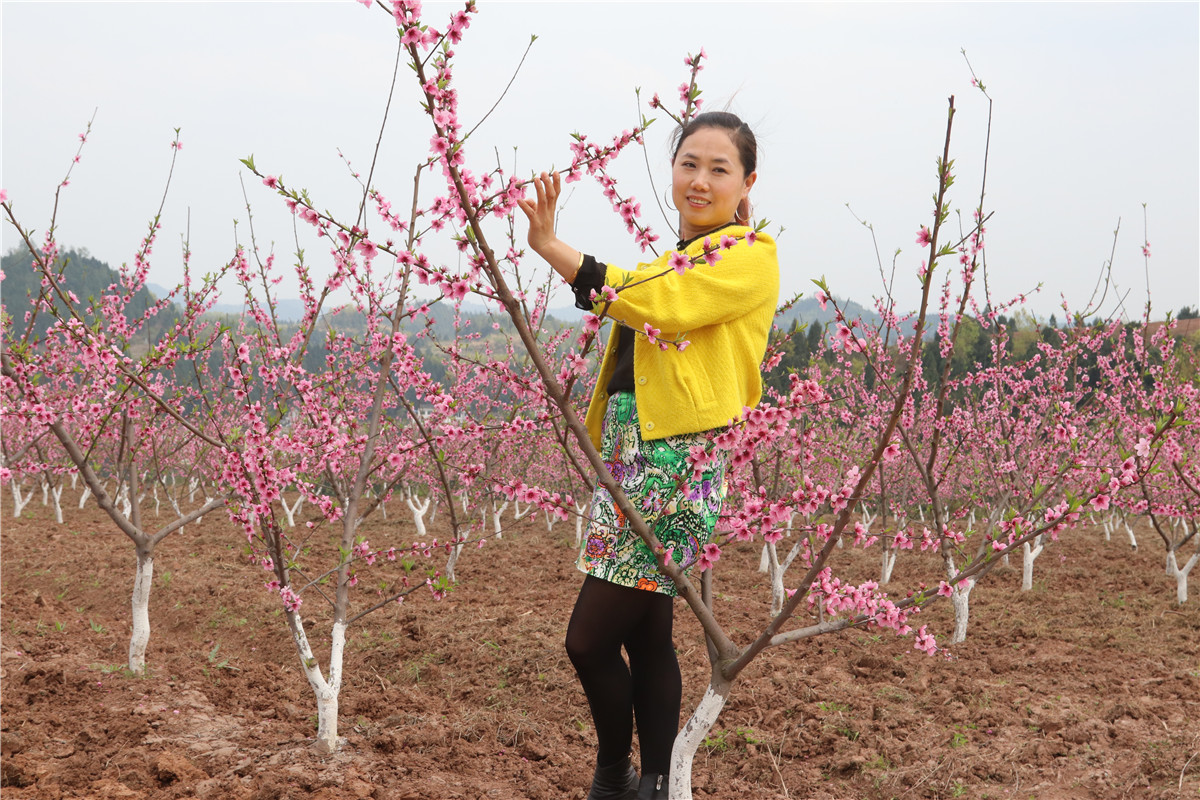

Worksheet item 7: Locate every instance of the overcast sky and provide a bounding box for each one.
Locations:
[3,1,1197,323]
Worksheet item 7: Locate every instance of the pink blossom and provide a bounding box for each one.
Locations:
[668,251,692,275]
[914,626,938,656]
[643,323,661,345]
[0,189,9,204]
[815,290,828,311]
[936,581,953,598]
[697,542,721,571]
[916,226,932,247]
[1090,494,1111,511]
[745,230,757,246]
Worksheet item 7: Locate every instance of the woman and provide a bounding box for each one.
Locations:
[517,111,778,800]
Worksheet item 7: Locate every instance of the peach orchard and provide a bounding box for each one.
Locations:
[2,2,1197,797]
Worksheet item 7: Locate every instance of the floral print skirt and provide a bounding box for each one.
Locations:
[576,391,727,597]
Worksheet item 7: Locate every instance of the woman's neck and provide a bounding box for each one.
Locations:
[677,219,739,249]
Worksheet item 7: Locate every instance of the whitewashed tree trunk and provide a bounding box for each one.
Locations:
[152,483,161,517]
[281,492,304,528]
[950,577,976,644]
[670,672,733,800]
[758,544,770,573]
[492,499,509,540]
[859,503,875,530]
[880,546,898,585]
[513,500,528,520]
[406,492,430,539]
[1169,549,1198,604]
[50,484,64,524]
[40,477,50,506]
[544,508,554,531]
[445,533,466,582]
[942,549,976,644]
[116,484,132,518]
[188,477,199,503]
[287,612,346,754]
[129,547,154,672]
[70,472,79,490]
[1021,534,1045,591]
[766,542,787,616]
[11,481,33,517]
[574,500,588,547]
[197,490,213,524]
[1125,520,1138,550]
[78,485,93,509]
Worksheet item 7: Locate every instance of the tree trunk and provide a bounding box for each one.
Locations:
[1021,534,1044,591]
[949,577,975,644]
[129,544,154,672]
[10,480,33,517]
[51,484,64,524]
[670,670,733,800]
[880,547,897,585]
[1176,551,1197,604]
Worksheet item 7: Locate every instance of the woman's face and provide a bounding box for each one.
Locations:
[671,127,757,242]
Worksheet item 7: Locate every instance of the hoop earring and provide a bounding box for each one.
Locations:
[735,202,751,224]
[663,188,677,212]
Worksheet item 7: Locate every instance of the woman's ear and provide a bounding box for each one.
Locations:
[742,170,758,198]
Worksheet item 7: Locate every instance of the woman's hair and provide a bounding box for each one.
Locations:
[670,111,757,176]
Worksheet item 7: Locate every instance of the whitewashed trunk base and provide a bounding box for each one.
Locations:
[670,676,731,800]
[129,551,154,672]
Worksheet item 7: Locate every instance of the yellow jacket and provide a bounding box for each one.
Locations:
[583,227,779,449]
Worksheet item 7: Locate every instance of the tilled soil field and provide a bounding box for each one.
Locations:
[2,489,1198,799]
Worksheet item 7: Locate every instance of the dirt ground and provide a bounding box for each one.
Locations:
[2,487,1198,800]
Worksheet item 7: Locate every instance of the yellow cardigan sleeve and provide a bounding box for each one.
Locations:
[600,230,778,336]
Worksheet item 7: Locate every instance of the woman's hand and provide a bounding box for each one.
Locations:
[515,170,583,283]
[515,171,561,253]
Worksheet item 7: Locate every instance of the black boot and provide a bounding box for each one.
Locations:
[586,754,638,800]
[636,772,669,800]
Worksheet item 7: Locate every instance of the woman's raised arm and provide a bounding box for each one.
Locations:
[515,170,584,283]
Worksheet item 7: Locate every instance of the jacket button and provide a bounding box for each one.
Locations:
[637,376,647,385]
[645,421,655,431]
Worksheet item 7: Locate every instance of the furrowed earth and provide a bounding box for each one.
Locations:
[2,488,1198,799]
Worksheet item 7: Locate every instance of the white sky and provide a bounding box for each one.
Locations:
[3,1,1198,322]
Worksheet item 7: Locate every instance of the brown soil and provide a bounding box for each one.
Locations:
[2,489,1198,799]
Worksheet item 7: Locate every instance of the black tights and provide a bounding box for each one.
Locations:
[565,575,681,775]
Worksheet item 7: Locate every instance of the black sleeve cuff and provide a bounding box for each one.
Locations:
[570,255,605,311]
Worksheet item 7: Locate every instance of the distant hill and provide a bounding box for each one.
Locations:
[148,283,310,323]
[2,246,165,343]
